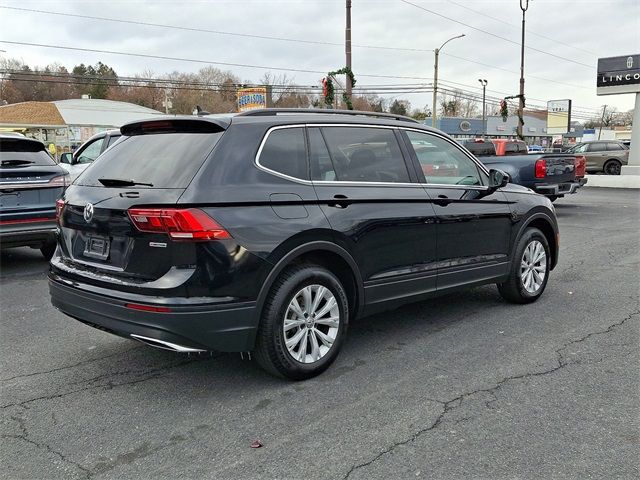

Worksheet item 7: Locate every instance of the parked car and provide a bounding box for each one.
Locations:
[59,129,122,180]
[50,109,559,379]
[527,144,544,153]
[462,139,586,202]
[566,141,629,175]
[1,135,69,259]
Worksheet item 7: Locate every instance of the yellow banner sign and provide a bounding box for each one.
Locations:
[237,87,268,112]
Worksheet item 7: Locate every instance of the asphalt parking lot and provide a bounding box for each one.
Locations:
[1,187,638,480]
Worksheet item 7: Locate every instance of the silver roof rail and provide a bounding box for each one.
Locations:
[236,108,420,124]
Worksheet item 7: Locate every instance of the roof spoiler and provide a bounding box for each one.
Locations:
[120,117,230,136]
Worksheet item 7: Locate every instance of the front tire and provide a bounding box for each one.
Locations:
[497,227,550,304]
[254,264,349,380]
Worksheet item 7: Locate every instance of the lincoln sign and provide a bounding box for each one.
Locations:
[597,54,640,96]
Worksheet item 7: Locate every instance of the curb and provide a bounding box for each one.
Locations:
[584,175,640,189]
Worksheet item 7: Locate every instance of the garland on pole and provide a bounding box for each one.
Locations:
[322,67,357,110]
[501,94,526,140]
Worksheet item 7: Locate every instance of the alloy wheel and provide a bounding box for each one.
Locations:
[520,240,547,294]
[283,284,340,364]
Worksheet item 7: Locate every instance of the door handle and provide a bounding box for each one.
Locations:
[327,194,349,209]
[433,194,452,207]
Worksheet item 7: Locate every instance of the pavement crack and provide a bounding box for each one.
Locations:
[0,345,143,383]
[3,413,91,479]
[0,358,200,410]
[342,307,639,479]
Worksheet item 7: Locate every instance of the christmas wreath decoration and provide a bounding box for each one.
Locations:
[322,67,357,110]
[501,94,526,140]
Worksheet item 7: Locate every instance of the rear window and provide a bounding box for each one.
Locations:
[0,139,56,166]
[76,132,222,188]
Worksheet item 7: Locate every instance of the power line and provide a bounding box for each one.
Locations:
[0,5,433,54]
[398,0,595,69]
[440,52,592,90]
[0,4,595,88]
[0,40,437,81]
[2,68,605,114]
[443,0,597,56]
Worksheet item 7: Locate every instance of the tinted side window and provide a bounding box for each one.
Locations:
[320,127,409,183]
[587,143,605,152]
[309,128,337,181]
[606,142,624,151]
[406,131,485,186]
[259,128,308,180]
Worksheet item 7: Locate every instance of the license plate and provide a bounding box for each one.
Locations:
[84,235,110,260]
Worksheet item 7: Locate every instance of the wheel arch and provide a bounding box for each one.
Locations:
[515,213,559,270]
[255,241,364,326]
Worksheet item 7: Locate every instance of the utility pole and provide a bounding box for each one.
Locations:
[598,104,607,140]
[517,0,530,140]
[432,34,465,128]
[478,79,488,136]
[345,0,352,104]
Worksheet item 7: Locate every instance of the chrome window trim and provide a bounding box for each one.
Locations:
[255,123,421,187]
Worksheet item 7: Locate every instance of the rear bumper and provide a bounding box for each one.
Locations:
[533,178,587,197]
[49,273,259,352]
[0,221,56,248]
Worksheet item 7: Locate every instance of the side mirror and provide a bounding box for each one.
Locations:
[59,153,72,164]
[489,169,509,189]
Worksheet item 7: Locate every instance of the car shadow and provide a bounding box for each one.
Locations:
[0,247,50,278]
[94,285,507,393]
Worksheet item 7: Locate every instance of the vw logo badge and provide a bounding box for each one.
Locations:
[83,203,94,223]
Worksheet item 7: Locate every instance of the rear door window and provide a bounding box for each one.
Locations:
[258,127,308,180]
[319,126,410,183]
[77,132,222,188]
[587,143,606,152]
[606,142,624,151]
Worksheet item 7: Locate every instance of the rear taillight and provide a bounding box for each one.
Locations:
[535,159,547,178]
[128,208,231,241]
[55,199,65,223]
[575,155,586,178]
[49,174,69,187]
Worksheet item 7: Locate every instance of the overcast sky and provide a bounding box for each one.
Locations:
[1,0,638,119]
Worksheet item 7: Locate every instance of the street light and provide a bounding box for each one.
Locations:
[478,79,488,136]
[432,34,465,128]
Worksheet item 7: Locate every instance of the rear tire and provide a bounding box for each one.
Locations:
[603,159,622,175]
[40,241,56,260]
[254,264,348,380]
[497,227,550,304]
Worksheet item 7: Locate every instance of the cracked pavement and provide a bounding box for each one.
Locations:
[1,188,638,479]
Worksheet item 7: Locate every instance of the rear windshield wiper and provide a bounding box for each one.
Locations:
[1,160,34,167]
[98,178,154,187]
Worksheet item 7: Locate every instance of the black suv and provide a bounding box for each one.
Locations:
[49,109,559,379]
